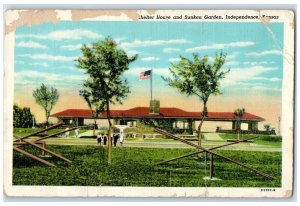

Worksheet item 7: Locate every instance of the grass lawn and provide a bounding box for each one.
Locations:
[13,128,88,139]
[13,145,281,187]
[219,133,282,147]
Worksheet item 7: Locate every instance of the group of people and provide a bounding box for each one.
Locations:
[96,132,124,147]
[63,127,125,148]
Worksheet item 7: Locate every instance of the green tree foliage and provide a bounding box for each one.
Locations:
[13,104,35,128]
[32,84,59,126]
[234,108,246,140]
[162,52,229,155]
[76,37,137,164]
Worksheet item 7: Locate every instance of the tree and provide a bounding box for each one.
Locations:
[32,84,59,126]
[76,37,137,164]
[162,52,229,157]
[13,104,35,128]
[234,108,245,140]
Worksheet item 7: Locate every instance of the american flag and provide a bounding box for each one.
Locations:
[140,70,152,80]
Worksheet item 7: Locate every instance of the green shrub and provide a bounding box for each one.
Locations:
[13,104,35,128]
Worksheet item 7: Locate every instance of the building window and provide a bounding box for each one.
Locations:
[120,120,136,127]
[173,120,189,129]
[120,120,126,125]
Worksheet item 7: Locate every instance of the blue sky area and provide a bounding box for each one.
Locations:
[14,21,284,98]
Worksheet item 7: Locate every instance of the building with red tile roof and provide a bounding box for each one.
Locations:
[52,107,264,121]
[51,106,264,134]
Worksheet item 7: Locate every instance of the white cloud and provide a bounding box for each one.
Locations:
[59,66,77,70]
[60,44,83,51]
[29,62,49,67]
[224,61,239,66]
[269,77,281,82]
[222,66,279,86]
[153,68,171,76]
[115,37,127,43]
[49,30,101,41]
[246,50,282,57]
[16,41,48,49]
[253,77,281,82]
[66,75,86,81]
[250,86,281,92]
[141,57,160,62]
[186,41,255,52]
[226,52,239,60]
[16,29,101,41]
[168,58,181,62]
[163,48,181,53]
[126,50,140,56]
[15,61,25,64]
[15,70,86,84]
[244,61,275,66]
[17,54,77,62]
[120,39,191,49]
[15,70,60,81]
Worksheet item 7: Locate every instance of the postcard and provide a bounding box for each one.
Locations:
[4,9,294,197]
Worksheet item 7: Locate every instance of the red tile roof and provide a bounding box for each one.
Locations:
[51,107,265,121]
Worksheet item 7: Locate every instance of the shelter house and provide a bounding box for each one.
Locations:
[51,100,265,134]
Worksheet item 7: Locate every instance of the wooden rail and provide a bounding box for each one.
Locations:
[154,128,275,180]
[157,136,258,165]
[14,122,64,142]
[13,123,75,167]
[35,127,78,141]
[13,147,56,167]
[22,139,72,163]
[14,141,44,145]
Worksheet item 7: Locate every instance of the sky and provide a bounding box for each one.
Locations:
[13,21,284,130]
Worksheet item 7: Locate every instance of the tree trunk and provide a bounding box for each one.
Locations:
[107,101,112,164]
[45,110,49,128]
[197,118,205,158]
[197,103,207,158]
[93,118,96,136]
[237,119,240,140]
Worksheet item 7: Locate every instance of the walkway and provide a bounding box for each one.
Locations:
[203,133,223,141]
[43,138,281,152]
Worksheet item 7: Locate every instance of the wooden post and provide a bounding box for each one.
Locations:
[42,142,45,156]
[210,153,214,179]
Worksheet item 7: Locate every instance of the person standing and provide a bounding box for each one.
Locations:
[97,133,102,146]
[103,134,108,145]
[113,133,119,147]
[75,128,79,138]
[119,132,124,148]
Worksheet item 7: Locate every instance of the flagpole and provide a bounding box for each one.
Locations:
[150,68,153,101]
